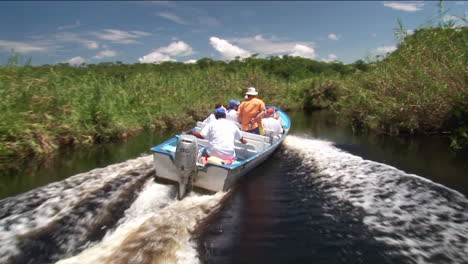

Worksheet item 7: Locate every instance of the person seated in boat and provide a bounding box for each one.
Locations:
[187,107,248,161]
[250,108,282,131]
[250,106,280,126]
[261,108,283,135]
[238,87,266,134]
[226,99,241,124]
[203,103,225,124]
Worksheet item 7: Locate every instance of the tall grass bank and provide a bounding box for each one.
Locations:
[1,26,466,167]
[335,27,467,149]
[0,58,347,165]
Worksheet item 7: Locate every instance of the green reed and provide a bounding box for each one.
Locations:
[0,61,332,162]
[335,27,467,148]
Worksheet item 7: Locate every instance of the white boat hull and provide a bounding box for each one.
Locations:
[153,140,280,192]
[151,106,290,196]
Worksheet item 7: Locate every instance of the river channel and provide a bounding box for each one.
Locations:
[0,109,466,264]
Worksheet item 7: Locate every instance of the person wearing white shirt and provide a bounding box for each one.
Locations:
[261,108,283,135]
[226,99,241,124]
[187,107,247,160]
[203,103,225,124]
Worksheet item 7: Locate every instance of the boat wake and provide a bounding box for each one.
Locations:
[57,185,225,264]
[284,135,468,264]
[0,155,226,264]
[2,136,466,264]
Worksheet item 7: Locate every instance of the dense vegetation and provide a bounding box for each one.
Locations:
[0,25,466,167]
[335,26,467,150]
[0,55,353,164]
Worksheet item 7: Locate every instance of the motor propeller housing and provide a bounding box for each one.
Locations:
[174,134,198,199]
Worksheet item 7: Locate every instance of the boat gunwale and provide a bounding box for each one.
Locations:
[150,107,290,170]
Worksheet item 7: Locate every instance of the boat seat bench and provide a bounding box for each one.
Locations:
[194,138,258,159]
[193,126,271,153]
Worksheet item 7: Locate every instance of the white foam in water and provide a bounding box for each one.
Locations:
[0,155,154,263]
[1,154,227,264]
[56,190,226,264]
[118,180,175,223]
[284,135,468,264]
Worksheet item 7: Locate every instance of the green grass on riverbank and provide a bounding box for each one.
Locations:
[0,58,347,163]
[1,25,466,165]
[335,26,467,149]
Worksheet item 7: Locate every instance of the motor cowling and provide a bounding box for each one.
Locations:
[174,134,198,199]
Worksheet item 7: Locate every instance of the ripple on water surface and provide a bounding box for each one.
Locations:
[284,136,468,264]
[0,155,227,264]
[1,137,467,264]
[198,136,467,264]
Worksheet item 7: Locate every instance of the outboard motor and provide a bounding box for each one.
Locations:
[174,134,198,199]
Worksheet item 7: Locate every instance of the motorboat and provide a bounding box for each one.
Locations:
[150,106,291,199]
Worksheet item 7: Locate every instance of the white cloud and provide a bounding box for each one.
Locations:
[53,32,99,49]
[93,50,117,59]
[184,59,197,64]
[138,52,175,63]
[229,34,315,57]
[139,40,194,63]
[131,31,152,37]
[443,15,459,21]
[84,41,99,49]
[158,12,189,25]
[93,29,151,44]
[321,53,338,62]
[442,15,465,27]
[375,45,397,54]
[328,33,339,40]
[156,41,194,56]
[209,36,252,60]
[67,56,86,65]
[0,40,47,53]
[383,2,424,12]
[455,1,464,5]
[372,33,377,37]
[57,20,81,31]
[290,44,316,59]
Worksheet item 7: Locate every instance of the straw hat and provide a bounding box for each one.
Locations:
[245,87,258,96]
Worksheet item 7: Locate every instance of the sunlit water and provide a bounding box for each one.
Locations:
[0,110,467,264]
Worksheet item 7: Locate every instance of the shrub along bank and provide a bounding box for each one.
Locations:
[0,58,348,165]
[1,26,466,166]
[334,27,467,150]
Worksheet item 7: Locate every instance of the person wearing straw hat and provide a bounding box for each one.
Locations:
[238,87,266,134]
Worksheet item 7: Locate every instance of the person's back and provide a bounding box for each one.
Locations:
[238,87,265,134]
[262,108,283,134]
[187,107,247,160]
[201,118,241,159]
[226,99,240,123]
[226,109,238,122]
[203,103,224,124]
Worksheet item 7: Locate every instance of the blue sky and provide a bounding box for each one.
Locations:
[0,1,466,65]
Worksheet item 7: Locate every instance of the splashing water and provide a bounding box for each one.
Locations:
[284,136,468,264]
[2,135,466,264]
[56,191,226,264]
[0,155,156,264]
[0,154,227,264]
